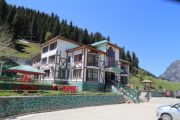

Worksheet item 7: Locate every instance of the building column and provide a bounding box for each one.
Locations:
[126,64,130,83]
[82,48,87,82]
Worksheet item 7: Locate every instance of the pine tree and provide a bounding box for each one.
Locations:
[126,50,132,62]
[107,36,110,41]
[94,32,102,41]
[132,52,139,68]
[120,47,126,60]
[82,28,89,44]
[0,0,8,23]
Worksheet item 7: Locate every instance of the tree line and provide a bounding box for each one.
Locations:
[120,47,139,73]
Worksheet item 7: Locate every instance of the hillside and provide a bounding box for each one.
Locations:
[0,40,40,59]
[160,60,180,82]
[130,68,180,92]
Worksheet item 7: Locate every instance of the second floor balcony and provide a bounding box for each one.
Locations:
[121,67,128,75]
[87,53,99,67]
[105,59,119,68]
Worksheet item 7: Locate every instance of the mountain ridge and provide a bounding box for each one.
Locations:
[160,60,180,82]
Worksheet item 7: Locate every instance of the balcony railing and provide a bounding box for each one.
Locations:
[121,67,128,74]
[105,60,119,68]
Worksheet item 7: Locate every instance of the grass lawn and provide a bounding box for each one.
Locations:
[130,69,180,93]
[0,90,116,96]
[0,41,40,59]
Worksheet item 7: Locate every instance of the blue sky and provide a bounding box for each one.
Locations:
[6,0,180,76]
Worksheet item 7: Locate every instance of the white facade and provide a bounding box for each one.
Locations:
[32,36,130,85]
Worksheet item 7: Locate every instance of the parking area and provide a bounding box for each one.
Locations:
[7,98,180,120]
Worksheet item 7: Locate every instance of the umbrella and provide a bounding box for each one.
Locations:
[7,65,45,75]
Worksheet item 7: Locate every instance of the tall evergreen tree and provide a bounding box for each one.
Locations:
[126,50,132,62]
[107,36,110,41]
[132,52,139,68]
[0,0,7,23]
[120,47,126,60]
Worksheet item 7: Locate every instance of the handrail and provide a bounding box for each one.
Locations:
[112,80,140,103]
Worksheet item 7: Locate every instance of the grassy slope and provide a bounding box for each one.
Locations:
[0,90,115,96]
[130,69,180,92]
[1,41,40,59]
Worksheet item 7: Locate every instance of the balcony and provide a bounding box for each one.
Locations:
[121,67,128,75]
[105,60,119,68]
[87,53,99,67]
[104,60,123,74]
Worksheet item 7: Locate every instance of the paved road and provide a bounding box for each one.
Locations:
[7,98,180,120]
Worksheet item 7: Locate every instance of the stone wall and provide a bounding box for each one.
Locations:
[0,95,124,118]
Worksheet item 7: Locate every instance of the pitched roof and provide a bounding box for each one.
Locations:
[66,45,107,54]
[40,35,81,47]
[91,40,122,50]
[91,40,109,46]
[141,80,154,83]
[7,65,45,75]
[119,59,131,64]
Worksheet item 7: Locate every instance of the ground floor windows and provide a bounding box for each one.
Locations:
[58,69,66,79]
[73,69,82,79]
[58,69,69,79]
[44,69,50,77]
[86,69,98,82]
[105,72,115,84]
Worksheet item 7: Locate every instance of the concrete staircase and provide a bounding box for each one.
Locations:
[112,81,141,103]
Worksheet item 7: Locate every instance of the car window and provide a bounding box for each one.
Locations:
[175,104,180,108]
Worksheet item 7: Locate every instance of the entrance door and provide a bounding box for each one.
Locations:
[105,72,115,85]
[120,76,128,85]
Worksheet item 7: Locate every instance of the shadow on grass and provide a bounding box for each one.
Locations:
[15,43,29,53]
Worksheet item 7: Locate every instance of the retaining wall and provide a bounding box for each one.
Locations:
[0,95,124,118]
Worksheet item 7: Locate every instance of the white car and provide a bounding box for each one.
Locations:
[156,103,180,120]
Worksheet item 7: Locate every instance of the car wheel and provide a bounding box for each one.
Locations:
[161,114,173,120]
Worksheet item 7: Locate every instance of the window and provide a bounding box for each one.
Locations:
[44,70,50,77]
[67,56,71,63]
[42,57,47,64]
[34,58,40,64]
[49,55,56,64]
[58,69,66,79]
[87,54,98,67]
[74,54,82,63]
[50,42,57,51]
[73,69,82,79]
[86,69,98,82]
[107,47,115,67]
[42,46,49,53]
